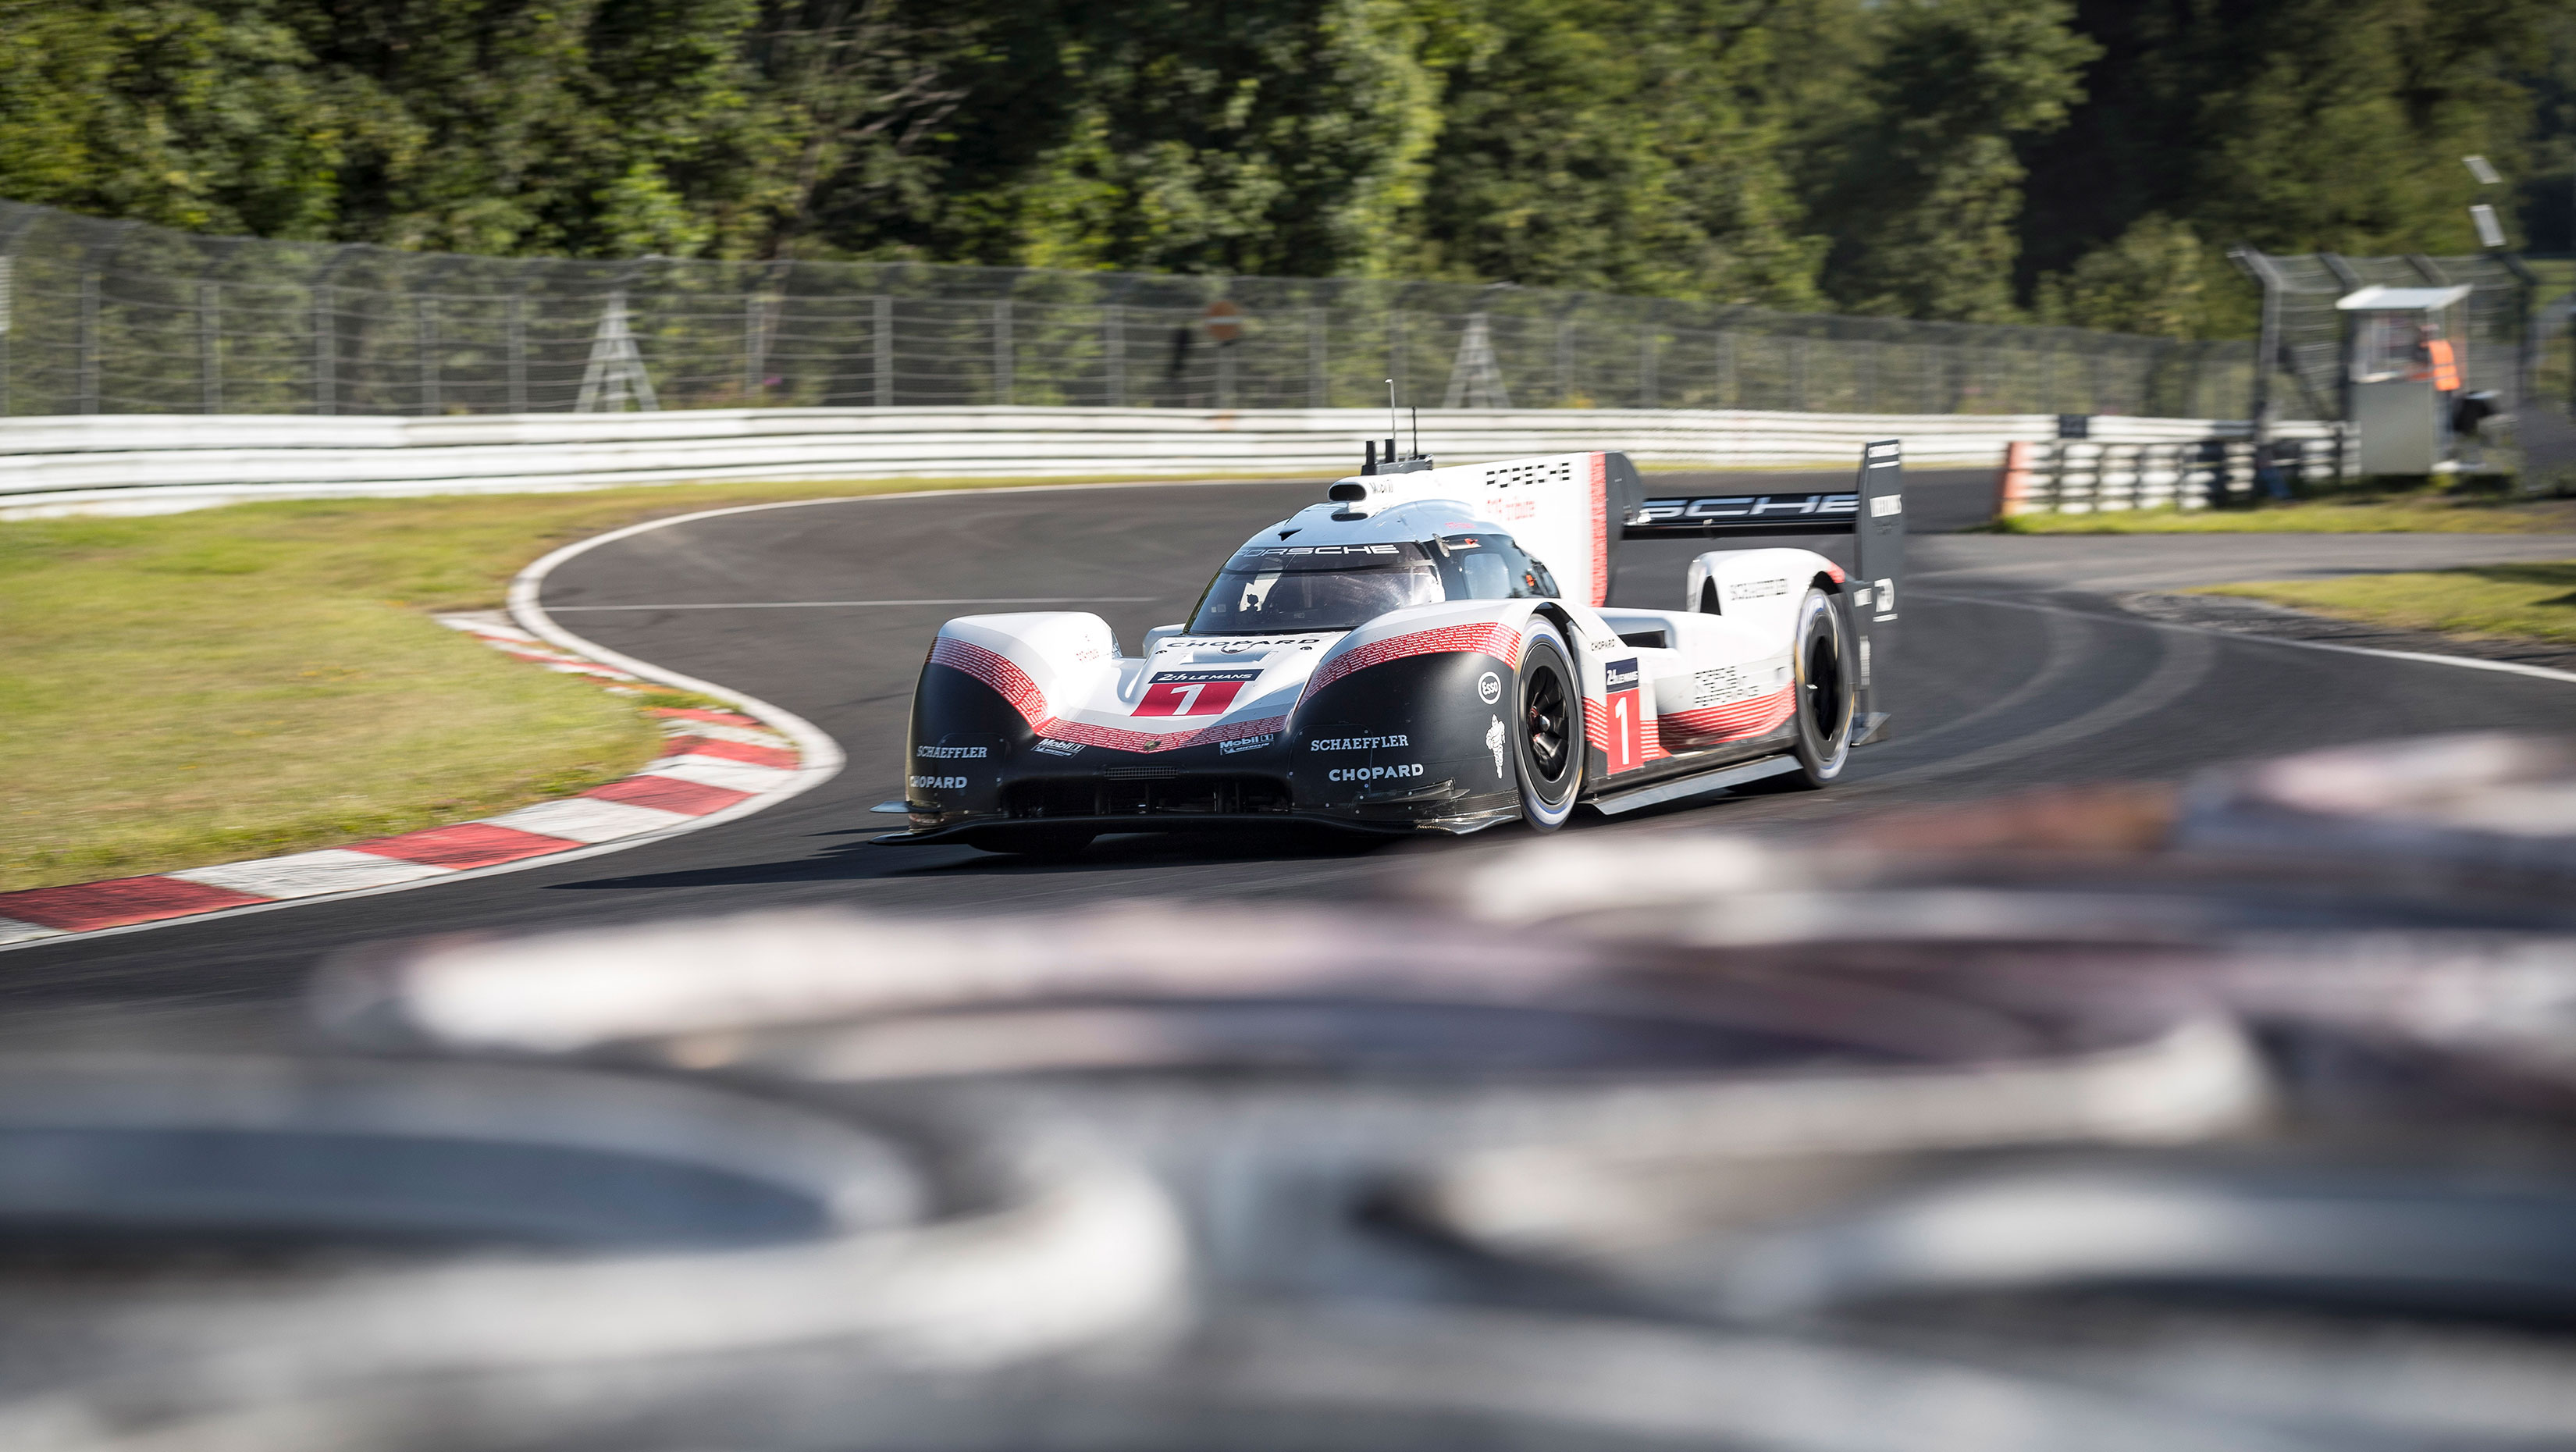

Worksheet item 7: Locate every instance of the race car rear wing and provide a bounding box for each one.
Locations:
[1610,441,1903,735]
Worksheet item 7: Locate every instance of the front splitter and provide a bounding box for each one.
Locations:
[870,810,1507,847]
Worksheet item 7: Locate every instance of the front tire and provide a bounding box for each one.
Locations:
[1788,587,1854,788]
[1514,620,1582,830]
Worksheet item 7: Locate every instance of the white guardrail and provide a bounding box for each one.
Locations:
[0,407,2330,518]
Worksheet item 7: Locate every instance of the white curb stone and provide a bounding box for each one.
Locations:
[639,756,798,793]
[482,797,699,844]
[169,850,454,899]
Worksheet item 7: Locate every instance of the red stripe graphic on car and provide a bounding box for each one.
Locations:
[930,636,1051,723]
[1659,685,1797,743]
[1304,621,1522,699]
[1587,452,1609,607]
[929,635,1283,754]
[1030,714,1287,754]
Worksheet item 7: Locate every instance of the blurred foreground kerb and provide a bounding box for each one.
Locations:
[14,732,2576,1449]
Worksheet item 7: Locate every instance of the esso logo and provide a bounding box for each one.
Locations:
[1477,672,1502,705]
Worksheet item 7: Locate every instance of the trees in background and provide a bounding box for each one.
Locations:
[1802,0,2096,322]
[2019,0,2554,337]
[1403,0,1824,307]
[0,0,2564,333]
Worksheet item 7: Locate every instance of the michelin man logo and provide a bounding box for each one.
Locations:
[1486,716,1507,779]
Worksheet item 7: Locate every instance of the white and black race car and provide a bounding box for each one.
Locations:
[873,440,1904,852]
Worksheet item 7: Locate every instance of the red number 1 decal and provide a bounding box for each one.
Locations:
[1608,690,1642,772]
[1602,656,1644,773]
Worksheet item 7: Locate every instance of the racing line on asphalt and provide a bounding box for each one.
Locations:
[7,471,2576,1027]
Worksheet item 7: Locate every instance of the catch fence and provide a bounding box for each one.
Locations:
[0,201,2264,422]
[2230,247,2536,424]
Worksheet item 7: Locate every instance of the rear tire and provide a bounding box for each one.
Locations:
[1514,620,1582,830]
[1788,587,1854,788]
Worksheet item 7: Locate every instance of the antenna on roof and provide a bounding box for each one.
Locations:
[1386,379,1398,454]
[1411,405,1420,461]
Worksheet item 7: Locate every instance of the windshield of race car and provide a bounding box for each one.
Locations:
[1187,535,1558,633]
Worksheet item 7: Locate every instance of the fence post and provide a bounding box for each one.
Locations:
[873,295,892,407]
[1105,303,1123,407]
[76,266,99,415]
[0,209,39,417]
[312,245,354,416]
[0,255,13,418]
[507,291,528,413]
[743,290,763,400]
[993,298,1012,405]
[415,296,436,415]
[1639,326,1656,408]
[1389,308,1407,407]
[202,282,224,413]
[1308,308,1326,408]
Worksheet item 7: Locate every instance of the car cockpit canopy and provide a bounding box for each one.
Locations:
[1188,514,1561,635]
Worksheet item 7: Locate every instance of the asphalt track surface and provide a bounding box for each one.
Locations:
[10,470,2576,1025]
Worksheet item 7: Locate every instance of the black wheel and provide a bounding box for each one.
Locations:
[1788,587,1853,788]
[1514,620,1582,830]
[963,827,1096,858]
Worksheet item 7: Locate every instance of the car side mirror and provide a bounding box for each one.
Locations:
[1137,623,1189,660]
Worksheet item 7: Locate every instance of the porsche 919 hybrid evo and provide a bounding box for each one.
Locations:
[873,440,1904,852]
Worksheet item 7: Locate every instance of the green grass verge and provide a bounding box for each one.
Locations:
[2196,562,2576,645]
[1,471,1293,892]
[1994,486,2576,535]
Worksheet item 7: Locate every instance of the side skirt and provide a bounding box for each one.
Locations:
[870,812,1430,846]
[1588,753,1802,817]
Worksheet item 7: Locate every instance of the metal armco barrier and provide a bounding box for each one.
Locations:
[0,407,2297,518]
[1998,422,2344,515]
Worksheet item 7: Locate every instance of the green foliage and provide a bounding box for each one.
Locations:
[916,0,1445,276]
[2033,213,2212,338]
[2021,0,2554,340]
[1404,0,1824,305]
[0,0,366,237]
[1810,0,2098,322]
[0,0,2567,327]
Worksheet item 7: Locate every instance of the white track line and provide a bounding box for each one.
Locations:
[1914,589,2576,688]
[549,597,1163,611]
